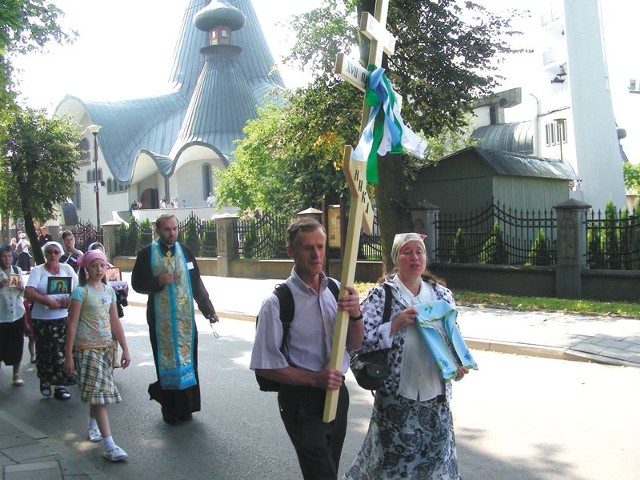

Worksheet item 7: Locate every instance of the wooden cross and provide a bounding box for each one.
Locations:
[323,0,394,423]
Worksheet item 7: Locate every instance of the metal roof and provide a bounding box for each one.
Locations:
[472,122,534,154]
[439,147,577,180]
[57,0,285,184]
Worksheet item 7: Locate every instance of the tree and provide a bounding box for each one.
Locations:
[0,108,83,264]
[287,0,524,270]
[622,162,640,194]
[0,0,75,109]
[217,82,361,216]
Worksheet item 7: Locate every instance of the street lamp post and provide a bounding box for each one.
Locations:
[87,124,102,229]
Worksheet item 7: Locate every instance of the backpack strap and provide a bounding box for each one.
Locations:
[327,277,340,302]
[273,283,294,351]
[381,282,393,324]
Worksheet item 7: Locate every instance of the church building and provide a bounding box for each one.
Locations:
[54,0,284,225]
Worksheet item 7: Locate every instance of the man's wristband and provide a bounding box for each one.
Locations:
[349,313,363,321]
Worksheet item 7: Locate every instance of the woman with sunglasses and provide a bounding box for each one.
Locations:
[25,241,78,399]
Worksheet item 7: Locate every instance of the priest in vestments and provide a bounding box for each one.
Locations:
[132,214,218,424]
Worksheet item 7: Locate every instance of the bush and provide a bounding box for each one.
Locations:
[479,222,508,265]
[527,229,552,266]
[451,228,469,263]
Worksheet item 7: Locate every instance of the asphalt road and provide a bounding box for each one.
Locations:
[0,305,638,480]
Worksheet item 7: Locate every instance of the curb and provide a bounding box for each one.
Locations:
[466,338,639,368]
[128,301,637,369]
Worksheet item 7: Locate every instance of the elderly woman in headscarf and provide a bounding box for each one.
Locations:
[25,241,78,400]
[343,233,469,480]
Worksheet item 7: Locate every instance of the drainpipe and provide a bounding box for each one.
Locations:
[529,92,541,156]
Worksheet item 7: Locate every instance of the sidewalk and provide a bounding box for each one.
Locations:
[2,274,638,479]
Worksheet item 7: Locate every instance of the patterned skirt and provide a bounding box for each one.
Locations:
[343,390,461,480]
[31,318,76,387]
[73,347,122,405]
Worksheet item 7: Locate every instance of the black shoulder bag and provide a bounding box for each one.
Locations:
[350,283,393,391]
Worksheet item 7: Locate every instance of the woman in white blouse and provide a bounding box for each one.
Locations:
[25,241,78,400]
[343,233,468,480]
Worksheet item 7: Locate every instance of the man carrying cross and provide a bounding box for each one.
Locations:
[250,217,363,480]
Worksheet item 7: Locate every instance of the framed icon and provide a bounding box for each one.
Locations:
[105,267,122,282]
[9,274,20,288]
[47,276,71,295]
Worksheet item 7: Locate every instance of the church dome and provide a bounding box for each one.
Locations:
[193,1,246,32]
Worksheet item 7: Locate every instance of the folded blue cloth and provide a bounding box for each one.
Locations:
[415,300,478,380]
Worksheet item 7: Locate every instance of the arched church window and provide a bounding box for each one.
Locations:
[79,138,90,163]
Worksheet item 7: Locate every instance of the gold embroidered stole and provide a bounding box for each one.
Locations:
[151,240,197,390]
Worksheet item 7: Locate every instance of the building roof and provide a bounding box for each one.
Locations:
[438,147,577,180]
[55,0,285,184]
[471,122,534,154]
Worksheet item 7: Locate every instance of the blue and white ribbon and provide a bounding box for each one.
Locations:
[352,66,428,185]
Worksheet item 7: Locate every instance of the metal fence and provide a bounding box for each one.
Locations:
[109,205,640,270]
[435,202,557,266]
[115,213,217,257]
[585,207,640,270]
[235,212,289,259]
[73,221,102,251]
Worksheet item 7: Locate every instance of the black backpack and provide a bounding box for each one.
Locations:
[256,278,340,392]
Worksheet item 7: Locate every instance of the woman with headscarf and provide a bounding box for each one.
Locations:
[343,233,469,480]
[25,241,78,400]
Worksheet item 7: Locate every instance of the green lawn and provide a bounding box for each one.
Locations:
[354,283,640,317]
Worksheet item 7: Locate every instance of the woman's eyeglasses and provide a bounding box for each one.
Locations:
[45,250,61,255]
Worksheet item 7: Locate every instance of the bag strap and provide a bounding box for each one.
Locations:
[381,282,393,324]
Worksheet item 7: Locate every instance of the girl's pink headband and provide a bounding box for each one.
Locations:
[76,250,108,269]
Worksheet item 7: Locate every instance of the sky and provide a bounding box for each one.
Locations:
[13,0,640,161]
[14,0,323,111]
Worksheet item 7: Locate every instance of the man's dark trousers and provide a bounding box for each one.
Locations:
[278,382,349,480]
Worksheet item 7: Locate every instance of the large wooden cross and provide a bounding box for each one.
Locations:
[323,0,395,423]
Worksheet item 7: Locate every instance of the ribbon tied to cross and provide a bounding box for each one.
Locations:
[352,66,428,185]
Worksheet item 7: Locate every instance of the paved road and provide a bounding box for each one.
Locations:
[1,304,639,479]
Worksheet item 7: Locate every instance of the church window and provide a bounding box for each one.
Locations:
[72,182,81,210]
[202,163,212,200]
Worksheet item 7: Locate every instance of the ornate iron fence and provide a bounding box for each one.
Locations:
[114,214,217,257]
[106,204,640,271]
[359,212,382,260]
[586,207,640,269]
[235,212,289,259]
[73,221,102,252]
[435,202,557,265]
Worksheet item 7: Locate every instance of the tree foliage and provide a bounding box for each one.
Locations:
[287,0,524,136]
[217,80,362,216]
[222,0,523,268]
[0,108,83,263]
[287,0,523,270]
[622,162,640,194]
[0,0,75,109]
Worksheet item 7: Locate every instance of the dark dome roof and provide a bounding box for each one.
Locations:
[194,1,246,32]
